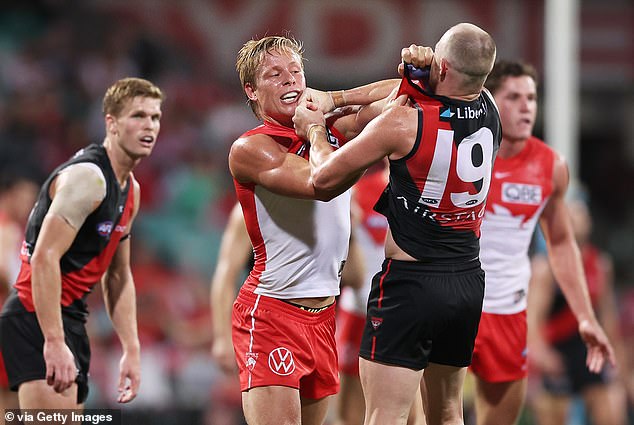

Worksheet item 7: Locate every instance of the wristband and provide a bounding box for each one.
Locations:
[329,90,346,108]
[307,124,327,141]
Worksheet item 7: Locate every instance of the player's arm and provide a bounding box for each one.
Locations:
[210,203,252,373]
[307,43,433,115]
[291,44,430,194]
[331,85,405,141]
[340,193,365,289]
[293,100,412,200]
[526,253,564,375]
[306,79,400,117]
[101,177,141,403]
[31,163,106,393]
[318,46,433,141]
[539,156,615,371]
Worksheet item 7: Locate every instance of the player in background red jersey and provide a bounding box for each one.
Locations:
[469,60,615,425]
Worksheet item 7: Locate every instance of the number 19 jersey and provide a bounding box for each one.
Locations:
[375,78,502,262]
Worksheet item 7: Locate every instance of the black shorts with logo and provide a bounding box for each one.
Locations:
[0,294,91,404]
[359,258,484,370]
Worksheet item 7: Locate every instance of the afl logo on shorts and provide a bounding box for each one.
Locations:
[268,347,295,376]
[371,316,383,330]
[97,221,113,236]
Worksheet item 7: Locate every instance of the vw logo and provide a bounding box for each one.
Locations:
[268,347,295,376]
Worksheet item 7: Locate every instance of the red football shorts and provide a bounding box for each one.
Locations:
[470,310,528,382]
[336,308,365,376]
[232,288,339,399]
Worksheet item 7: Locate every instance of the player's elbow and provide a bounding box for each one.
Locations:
[30,248,60,271]
[311,172,342,201]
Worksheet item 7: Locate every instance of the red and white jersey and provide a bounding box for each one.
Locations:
[235,121,351,299]
[480,136,557,314]
[339,169,388,315]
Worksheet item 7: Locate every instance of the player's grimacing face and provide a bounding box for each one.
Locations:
[251,51,305,123]
[493,75,537,142]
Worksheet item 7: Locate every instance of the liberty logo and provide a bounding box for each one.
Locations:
[371,316,383,330]
[456,105,485,119]
[245,352,258,371]
[268,347,295,376]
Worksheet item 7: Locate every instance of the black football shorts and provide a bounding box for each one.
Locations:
[360,258,485,370]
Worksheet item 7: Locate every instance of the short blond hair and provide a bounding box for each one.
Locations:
[236,36,304,118]
[102,77,164,117]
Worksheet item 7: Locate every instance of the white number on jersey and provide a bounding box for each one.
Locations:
[418,127,494,208]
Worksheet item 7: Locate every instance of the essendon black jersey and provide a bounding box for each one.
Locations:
[374,75,502,262]
[5,144,134,321]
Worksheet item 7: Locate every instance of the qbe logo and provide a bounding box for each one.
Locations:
[268,347,295,376]
[501,183,542,205]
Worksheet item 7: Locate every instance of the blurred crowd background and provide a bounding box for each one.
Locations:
[0,0,632,424]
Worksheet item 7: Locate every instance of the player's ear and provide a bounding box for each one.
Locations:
[245,83,257,101]
[105,115,118,135]
[439,58,449,82]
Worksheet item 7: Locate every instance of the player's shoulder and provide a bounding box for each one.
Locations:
[229,132,286,181]
[57,162,106,191]
[231,132,280,157]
